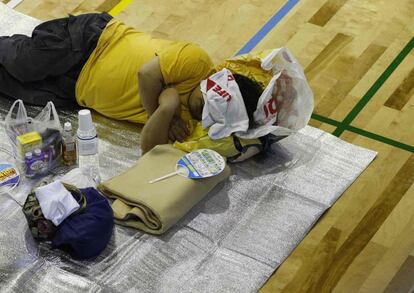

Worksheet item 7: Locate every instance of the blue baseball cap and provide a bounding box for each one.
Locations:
[51,187,114,259]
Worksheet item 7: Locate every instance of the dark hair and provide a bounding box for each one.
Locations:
[233,74,263,127]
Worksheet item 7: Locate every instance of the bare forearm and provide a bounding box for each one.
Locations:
[140,88,180,154]
[140,105,175,154]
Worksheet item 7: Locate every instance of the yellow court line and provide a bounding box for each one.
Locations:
[109,0,134,17]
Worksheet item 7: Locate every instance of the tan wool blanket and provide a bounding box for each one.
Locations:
[98,144,230,234]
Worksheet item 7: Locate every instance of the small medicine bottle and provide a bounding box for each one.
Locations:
[31,148,45,174]
[33,148,42,158]
[25,152,33,160]
[42,153,49,172]
[62,122,77,166]
[24,152,34,178]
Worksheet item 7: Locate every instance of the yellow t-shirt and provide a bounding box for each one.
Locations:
[76,20,213,124]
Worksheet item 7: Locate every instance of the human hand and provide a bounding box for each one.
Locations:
[168,116,190,142]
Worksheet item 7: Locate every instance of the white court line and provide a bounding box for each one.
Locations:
[6,0,23,9]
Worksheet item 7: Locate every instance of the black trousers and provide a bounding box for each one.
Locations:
[0,13,112,108]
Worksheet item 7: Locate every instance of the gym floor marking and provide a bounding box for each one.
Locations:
[234,0,414,152]
[108,0,133,17]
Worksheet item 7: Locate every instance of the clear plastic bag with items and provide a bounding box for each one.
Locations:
[5,100,63,178]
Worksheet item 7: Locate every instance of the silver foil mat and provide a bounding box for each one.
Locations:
[0,4,41,36]
[0,4,377,292]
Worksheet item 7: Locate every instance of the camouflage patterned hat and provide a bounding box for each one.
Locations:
[22,183,87,241]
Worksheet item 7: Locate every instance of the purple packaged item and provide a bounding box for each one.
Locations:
[24,148,52,178]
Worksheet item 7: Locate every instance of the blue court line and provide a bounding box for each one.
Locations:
[236,0,300,55]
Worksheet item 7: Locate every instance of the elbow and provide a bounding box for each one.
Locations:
[138,69,146,80]
[138,64,158,82]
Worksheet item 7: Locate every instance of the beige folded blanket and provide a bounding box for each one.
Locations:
[98,144,231,234]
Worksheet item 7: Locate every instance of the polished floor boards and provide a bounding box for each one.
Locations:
[7,0,414,292]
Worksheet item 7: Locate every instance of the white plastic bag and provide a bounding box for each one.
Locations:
[5,100,33,142]
[32,101,62,134]
[5,100,63,177]
[237,48,314,139]
[60,168,97,189]
[201,68,249,139]
[5,100,62,141]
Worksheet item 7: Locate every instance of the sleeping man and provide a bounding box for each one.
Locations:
[0,12,266,154]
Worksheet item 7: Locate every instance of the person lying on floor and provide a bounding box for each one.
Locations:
[0,12,266,155]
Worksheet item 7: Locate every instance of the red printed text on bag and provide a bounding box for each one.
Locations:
[263,96,278,119]
[206,79,232,101]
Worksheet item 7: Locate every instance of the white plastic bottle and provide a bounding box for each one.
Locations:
[76,109,100,183]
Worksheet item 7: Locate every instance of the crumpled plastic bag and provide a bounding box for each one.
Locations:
[201,68,249,139]
[236,47,314,139]
[60,168,98,189]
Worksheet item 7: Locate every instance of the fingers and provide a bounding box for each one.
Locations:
[168,118,189,142]
[170,129,185,142]
[179,120,190,136]
[175,118,189,138]
[175,124,187,142]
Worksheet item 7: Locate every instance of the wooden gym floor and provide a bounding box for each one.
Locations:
[1,0,413,292]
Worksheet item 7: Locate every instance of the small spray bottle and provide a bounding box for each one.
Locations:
[62,122,77,166]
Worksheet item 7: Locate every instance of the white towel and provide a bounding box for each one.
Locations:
[35,180,80,226]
